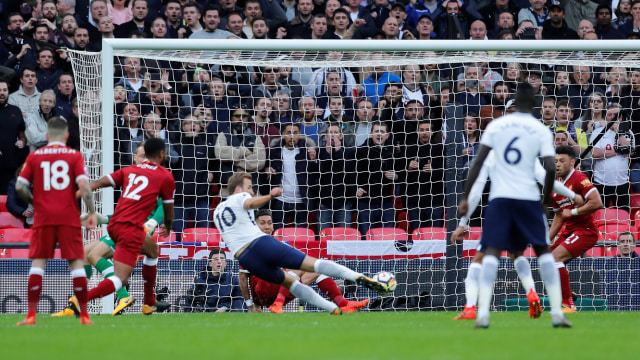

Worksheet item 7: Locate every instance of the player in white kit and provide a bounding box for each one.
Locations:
[459,83,571,328]
[213,172,387,314]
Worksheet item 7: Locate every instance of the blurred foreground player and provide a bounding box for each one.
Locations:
[239,209,370,313]
[214,172,387,314]
[69,138,175,315]
[460,83,571,328]
[452,150,584,320]
[16,117,98,325]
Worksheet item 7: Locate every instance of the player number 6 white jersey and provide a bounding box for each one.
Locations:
[479,112,555,201]
[213,192,269,257]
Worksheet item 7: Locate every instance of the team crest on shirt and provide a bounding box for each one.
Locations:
[581,179,592,186]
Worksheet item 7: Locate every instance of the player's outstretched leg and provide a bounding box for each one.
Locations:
[513,256,542,319]
[311,259,387,295]
[17,266,44,326]
[316,275,370,313]
[455,262,481,320]
[287,280,341,315]
[555,262,576,313]
[537,252,571,328]
[475,254,499,329]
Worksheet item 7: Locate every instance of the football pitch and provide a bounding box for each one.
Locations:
[1,311,637,360]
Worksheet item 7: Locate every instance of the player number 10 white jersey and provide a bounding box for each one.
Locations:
[213,192,268,257]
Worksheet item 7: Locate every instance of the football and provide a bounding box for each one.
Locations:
[373,271,397,294]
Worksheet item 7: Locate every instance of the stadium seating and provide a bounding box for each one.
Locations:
[0,195,7,212]
[630,194,640,216]
[273,227,316,243]
[0,213,24,229]
[319,227,361,241]
[411,227,447,241]
[153,230,177,242]
[598,222,632,242]
[0,228,32,242]
[585,247,605,257]
[594,208,630,227]
[181,227,221,246]
[523,247,536,257]
[366,227,408,241]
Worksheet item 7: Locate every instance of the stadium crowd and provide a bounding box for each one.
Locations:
[1,0,640,244]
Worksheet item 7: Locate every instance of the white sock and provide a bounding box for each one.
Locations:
[465,262,482,307]
[143,256,158,266]
[477,255,499,320]
[71,268,86,278]
[29,267,45,276]
[289,280,339,312]
[108,276,123,291]
[313,259,359,282]
[513,256,535,293]
[540,253,563,317]
[555,261,565,270]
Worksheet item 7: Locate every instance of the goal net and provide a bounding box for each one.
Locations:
[62,39,640,314]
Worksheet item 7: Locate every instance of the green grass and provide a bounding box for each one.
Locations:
[1,312,638,360]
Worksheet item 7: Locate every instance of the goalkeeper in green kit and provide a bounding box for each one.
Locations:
[53,142,170,316]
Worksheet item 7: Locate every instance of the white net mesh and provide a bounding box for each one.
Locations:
[62,42,640,313]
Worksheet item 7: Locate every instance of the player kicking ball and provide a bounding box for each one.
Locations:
[238,209,370,313]
[16,117,98,325]
[214,172,387,314]
[451,150,584,320]
[460,83,571,328]
[56,143,169,316]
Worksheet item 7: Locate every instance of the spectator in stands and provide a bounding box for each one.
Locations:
[360,52,402,106]
[295,96,326,145]
[242,0,287,38]
[285,0,315,38]
[480,0,519,37]
[115,56,144,103]
[378,81,404,123]
[343,0,377,38]
[97,16,116,47]
[323,8,351,39]
[558,65,605,120]
[24,90,57,151]
[225,12,246,38]
[401,64,428,106]
[165,0,187,38]
[189,6,234,39]
[377,15,401,40]
[265,123,319,229]
[35,47,63,92]
[564,0,598,33]
[250,17,270,39]
[109,0,133,25]
[540,96,556,127]
[591,104,634,212]
[0,80,28,195]
[554,131,570,147]
[183,248,244,312]
[576,19,595,39]
[202,77,234,134]
[432,0,482,39]
[547,67,570,97]
[604,67,629,105]
[355,121,400,236]
[313,68,356,120]
[317,122,358,233]
[620,68,640,135]
[415,14,435,40]
[403,120,445,231]
[405,0,436,30]
[55,73,75,121]
[517,0,548,29]
[469,19,488,40]
[461,112,480,167]
[6,168,33,228]
[84,0,108,41]
[502,62,522,91]
[392,99,425,146]
[253,66,289,100]
[309,14,328,39]
[613,0,633,29]
[60,14,79,47]
[272,91,294,126]
[344,98,376,148]
[479,80,510,129]
[421,62,447,95]
[171,114,213,236]
[616,232,638,258]
[149,16,167,39]
[276,67,303,111]
[553,99,587,155]
[542,2,579,39]
[182,2,204,36]
[595,5,625,39]
[41,1,71,48]
[249,97,280,149]
[455,65,489,117]
[214,107,266,193]
[578,92,607,135]
[115,0,151,38]
[73,27,97,51]
[220,0,243,18]
[114,102,142,168]
[130,112,179,165]
[306,62,357,102]
[9,66,41,118]
[65,98,81,151]
[515,19,542,39]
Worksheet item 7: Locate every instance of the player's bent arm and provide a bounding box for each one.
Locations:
[243,188,283,210]
[541,156,556,206]
[462,144,491,200]
[572,188,604,216]
[591,147,617,160]
[549,212,565,240]
[90,176,114,191]
[15,180,33,204]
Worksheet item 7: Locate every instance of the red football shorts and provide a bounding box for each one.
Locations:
[551,229,599,259]
[30,225,83,260]
[108,222,146,267]
[250,275,295,307]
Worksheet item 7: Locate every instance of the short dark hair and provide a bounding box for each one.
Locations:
[333,8,349,18]
[370,121,388,132]
[618,231,635,241]
[514,82,536,112]
[555,145,576,158]
[183,2,202,14]
[208,248,225,259]
[282,122,300,134]
[204,4,221,16]
[20,65,37,78]
[144,137,166,158]
[255,208,272,219]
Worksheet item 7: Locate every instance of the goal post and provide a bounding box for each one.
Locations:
[62,39,640,313]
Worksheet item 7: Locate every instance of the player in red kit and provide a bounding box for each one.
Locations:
[69,138,175,315]
[15,117,98,326]
[549,145,603,312]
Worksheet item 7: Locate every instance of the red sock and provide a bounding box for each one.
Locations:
[73,276,89,316]
[274,288,288,306]
[27,274,43,317]
[87,278,116,302]
[558,266,572,305]
[317,278,348,307]
[142,264,157,306]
